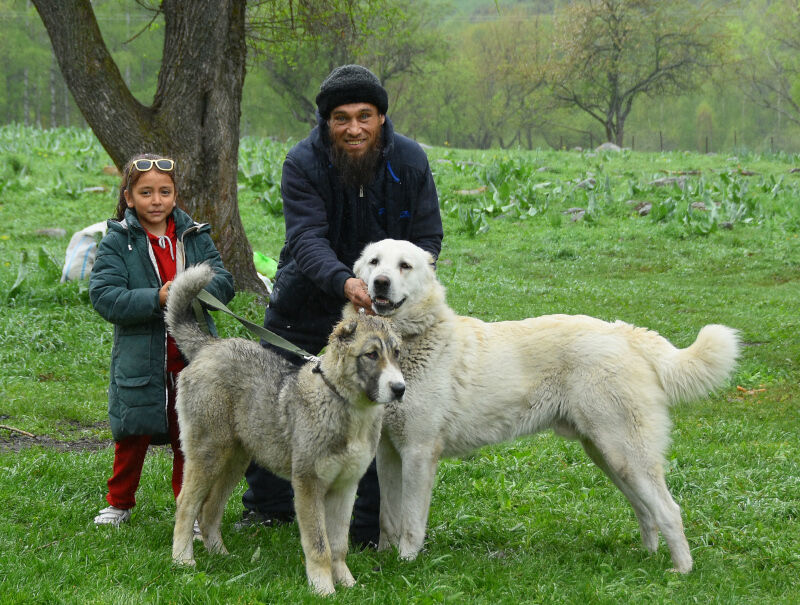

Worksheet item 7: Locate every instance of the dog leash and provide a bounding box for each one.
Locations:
[194,289,319,362]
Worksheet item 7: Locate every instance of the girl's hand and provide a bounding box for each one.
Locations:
[159,281,173,307]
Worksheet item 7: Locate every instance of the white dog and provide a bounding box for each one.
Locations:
[346,238,739,574]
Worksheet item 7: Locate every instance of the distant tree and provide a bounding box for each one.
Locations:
[398,10,549,149]
[461,12,550,149]
[549,0,727,146]
[0,1,54,126]
[252,0,446,126]
[742,0,800,130]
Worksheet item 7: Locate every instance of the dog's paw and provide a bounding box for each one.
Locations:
[668,562,693,574]
[398,549,420,561]
[309,577,336,596]
[377,533,394,551]
[333,563,355,588]
[206,540,229,556]
[173,557,196,567]
[398,538,423,561]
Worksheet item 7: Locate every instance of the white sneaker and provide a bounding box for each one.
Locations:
[94,505,131,526]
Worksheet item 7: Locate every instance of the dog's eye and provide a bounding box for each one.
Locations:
[399,262,411,270]
[364,351,379,360]
[369,258,379,266]
[394,348,401,358]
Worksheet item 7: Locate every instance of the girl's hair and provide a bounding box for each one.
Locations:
[114,153,178,220]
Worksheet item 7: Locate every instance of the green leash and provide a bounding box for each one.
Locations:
[194,289,319,362]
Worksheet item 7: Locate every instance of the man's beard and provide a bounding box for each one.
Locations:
[331,135,383,188]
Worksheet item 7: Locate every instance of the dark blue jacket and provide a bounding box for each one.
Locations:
[266,116,443,354]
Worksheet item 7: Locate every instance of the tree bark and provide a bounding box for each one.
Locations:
[32,0,266,295]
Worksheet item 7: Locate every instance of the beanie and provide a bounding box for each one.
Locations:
[315,64,389,120]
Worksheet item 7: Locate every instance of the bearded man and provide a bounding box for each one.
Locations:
[238,64,443,547]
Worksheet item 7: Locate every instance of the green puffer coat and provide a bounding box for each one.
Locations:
[89,207,235,442]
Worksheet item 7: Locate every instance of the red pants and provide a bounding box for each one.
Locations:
[105,375,184,509]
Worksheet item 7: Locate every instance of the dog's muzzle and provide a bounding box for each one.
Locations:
[371,275,405,315]
[372,296,405,315]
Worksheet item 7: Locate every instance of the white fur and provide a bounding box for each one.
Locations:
[347,239,740,574]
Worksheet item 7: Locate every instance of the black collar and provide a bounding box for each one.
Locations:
[312,362,346,401]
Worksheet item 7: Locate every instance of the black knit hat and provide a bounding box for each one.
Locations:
[315,64,389,120]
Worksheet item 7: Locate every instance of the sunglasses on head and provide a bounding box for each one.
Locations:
[133,158,175,172]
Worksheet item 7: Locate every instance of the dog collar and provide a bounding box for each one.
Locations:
[312,362,346,402]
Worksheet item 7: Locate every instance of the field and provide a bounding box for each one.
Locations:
[1,125,799,603]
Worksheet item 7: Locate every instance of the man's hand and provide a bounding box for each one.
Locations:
[344,277,374,314]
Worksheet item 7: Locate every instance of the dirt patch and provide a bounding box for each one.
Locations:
[0,421,112,453]
[0,432,111,453]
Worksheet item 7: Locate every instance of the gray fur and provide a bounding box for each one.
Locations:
[167,264,404,595]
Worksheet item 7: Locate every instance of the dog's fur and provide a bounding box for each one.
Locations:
[345,238,740,573]
[166,264,405,595]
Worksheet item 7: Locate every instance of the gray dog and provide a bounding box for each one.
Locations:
[165,264,405,595]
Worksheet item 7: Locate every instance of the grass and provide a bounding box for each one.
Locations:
[1,124,799,603]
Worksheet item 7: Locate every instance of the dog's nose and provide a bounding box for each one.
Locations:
[390,381,406,399]
[373,275,390,293]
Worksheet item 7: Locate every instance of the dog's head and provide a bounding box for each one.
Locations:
[327,314,405,405]
[353,239,442,324]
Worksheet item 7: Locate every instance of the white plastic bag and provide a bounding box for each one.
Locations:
[60,221,107,282]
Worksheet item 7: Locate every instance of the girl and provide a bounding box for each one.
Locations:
[89,153,235,525]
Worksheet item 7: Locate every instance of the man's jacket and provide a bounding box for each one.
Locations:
[266,115,443,353]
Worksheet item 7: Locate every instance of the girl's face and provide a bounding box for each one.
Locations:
[124,169,176,235]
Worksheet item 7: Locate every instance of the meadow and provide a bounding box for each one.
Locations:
[1,124,798,603]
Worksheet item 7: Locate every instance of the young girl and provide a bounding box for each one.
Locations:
[89,153,235,526]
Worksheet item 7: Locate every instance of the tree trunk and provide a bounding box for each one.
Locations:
[23,68,29,125]
[50,57,57,127]
[32,0,266,295]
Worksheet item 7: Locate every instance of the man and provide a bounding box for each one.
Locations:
[239,64,443,547]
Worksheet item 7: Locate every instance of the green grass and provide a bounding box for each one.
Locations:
[1,125,799,603]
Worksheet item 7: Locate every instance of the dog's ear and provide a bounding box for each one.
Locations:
[353,249,369,280]
[332,318,359,343]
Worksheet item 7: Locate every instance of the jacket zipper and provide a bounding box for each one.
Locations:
[148,225,196,433]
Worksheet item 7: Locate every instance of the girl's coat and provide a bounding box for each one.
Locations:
[89,206,234,441]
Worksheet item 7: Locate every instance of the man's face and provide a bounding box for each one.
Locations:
[328,102,385,158]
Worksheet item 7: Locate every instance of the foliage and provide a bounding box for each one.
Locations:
[549,0,728,146]
[431,144,800,237]
[4,1,800,151]
[248,0,447,126]
[739,0,800,129]
[396,7,549,150]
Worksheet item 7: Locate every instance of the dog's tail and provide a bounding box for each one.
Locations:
[656,324,740,405]
[165,263,216,362]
